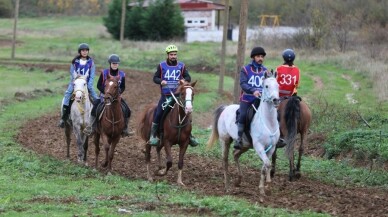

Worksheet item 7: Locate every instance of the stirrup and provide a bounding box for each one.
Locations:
[83,126,93,136]
[189,137,199,147]
[148,136,159,146]
[58,120,65,128]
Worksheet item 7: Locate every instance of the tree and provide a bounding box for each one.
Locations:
[140,0,184,41]
[0,0,12,18]
[103,0,122,40]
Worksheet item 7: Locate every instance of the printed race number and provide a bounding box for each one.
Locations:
[279,74,297,85]
[164,69,181,81]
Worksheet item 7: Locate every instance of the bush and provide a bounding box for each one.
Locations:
[0,0,12,18]
[103,0,184,41]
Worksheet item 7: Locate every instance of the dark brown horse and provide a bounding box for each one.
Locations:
[137,80,197,186]
[271,96,312,181]
[93,75,125,174]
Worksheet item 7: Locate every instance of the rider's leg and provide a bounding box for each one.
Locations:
[234,101,249,149]
[58,84,73,128]
[120,99,132,137]
[149,96,165,146]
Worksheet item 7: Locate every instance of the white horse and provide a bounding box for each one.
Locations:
[62,74,92,165]
[207,71,280,195]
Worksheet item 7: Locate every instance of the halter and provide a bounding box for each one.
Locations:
[104,80,120,104]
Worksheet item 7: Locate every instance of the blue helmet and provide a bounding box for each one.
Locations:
[282,49,295,63]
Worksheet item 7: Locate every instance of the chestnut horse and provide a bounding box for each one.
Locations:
[271,96,312,181]
[93,75,125,174]
[207,71,280,195]
[137,80,197,186]
[63,75,92,165]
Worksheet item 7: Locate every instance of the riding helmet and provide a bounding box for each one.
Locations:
[250,46,266,58]
[78,43,90,53]
[108,54,120,64]
[165,44,178,54]
[282,49,295,63]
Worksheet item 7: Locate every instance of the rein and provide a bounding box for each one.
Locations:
[167,86,194,144]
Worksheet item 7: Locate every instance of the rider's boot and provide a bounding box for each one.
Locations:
[58,105,70,128]
[188,134,199,147]
[83,115,96,136]
[234,123,245,149]
[121,116,133,137]
[276,138,287,148]
[148,122,159,146]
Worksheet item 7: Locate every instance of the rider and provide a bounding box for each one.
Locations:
[58,43,98,128]
[83,54,131,137]
[276,49,300,146]
[235,46,268,150]
[148,44,199,147]
[276,49,299,97]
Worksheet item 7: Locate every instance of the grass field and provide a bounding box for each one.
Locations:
[0,16,387,216]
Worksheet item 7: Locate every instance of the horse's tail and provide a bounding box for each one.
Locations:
[206,105,225,150]
[285,96,301,159]
[136,104,156,141]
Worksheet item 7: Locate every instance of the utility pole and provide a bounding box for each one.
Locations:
[120,0,126,43]
[233,0,248,103]
[11,0,20,59]
[219,0,230,94]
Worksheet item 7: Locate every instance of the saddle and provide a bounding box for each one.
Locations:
[159,96,177,133]
[95,100,130,121]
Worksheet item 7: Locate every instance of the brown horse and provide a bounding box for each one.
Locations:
[137,80,197,186]
[271,96,312,181]
[93,75,125,174]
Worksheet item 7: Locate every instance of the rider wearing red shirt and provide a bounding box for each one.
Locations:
[276,49,299,97]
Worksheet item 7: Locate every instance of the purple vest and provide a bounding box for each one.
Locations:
[159,61,185,95]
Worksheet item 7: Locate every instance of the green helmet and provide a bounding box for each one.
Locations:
[165,44,178,53]
[108,54,120,64]
[78,43,89,53]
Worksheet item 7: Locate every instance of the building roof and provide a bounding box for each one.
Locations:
[128,0,226,11]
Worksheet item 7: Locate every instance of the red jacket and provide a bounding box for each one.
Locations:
[276,64,300,97]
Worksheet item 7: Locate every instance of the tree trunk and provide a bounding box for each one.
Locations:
[233,0,248,103]
[219,0,230,94]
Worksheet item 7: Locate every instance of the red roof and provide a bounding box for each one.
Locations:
[180,1,226,11]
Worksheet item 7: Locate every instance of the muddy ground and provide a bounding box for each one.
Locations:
[16,68,388,217]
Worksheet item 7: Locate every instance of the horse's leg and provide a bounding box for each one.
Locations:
[75,131,84,164]
[102,142,110,168]
[288,145,296,182]
[107,137,120,174]
[233,148,248,187]
[65,125,71,159]
[144,143,153,182]
[295,133,305,179]
[156,145,164,171]
[270,147,278,178]
[94,133,100,169]
[221,139,231,192]
[177,142,189,186]
[83,136,88,165]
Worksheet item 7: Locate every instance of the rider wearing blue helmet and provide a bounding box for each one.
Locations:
[58,43,99,128]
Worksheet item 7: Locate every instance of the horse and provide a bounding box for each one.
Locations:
[137,80,197,186]
[93,74,125,174]
[207,71,280,195]
[271,96,312,181]
[63,75,92,165]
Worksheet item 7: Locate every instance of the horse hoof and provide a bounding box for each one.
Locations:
[177,181,185,186]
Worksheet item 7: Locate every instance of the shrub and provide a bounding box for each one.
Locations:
[0,0,12,18]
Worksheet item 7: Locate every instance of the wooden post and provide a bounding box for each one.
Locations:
[11,0,20,59]
[233,0,248,103]
[219,0,230,94]
[120,0,126,43]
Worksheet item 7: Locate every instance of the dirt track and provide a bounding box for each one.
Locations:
[17,69,388,217]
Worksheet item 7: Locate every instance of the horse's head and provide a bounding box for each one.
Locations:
[103,75,120,106]
[73,76,88,102]
[262,70,280,107]
[175,80,197,114]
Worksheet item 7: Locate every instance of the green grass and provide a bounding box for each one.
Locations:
[0,15,387,216]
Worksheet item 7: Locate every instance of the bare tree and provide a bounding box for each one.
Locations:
[120,0,126,43]
[11,0,20,59]
[219,0,230,94]
[233,0,248,103]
